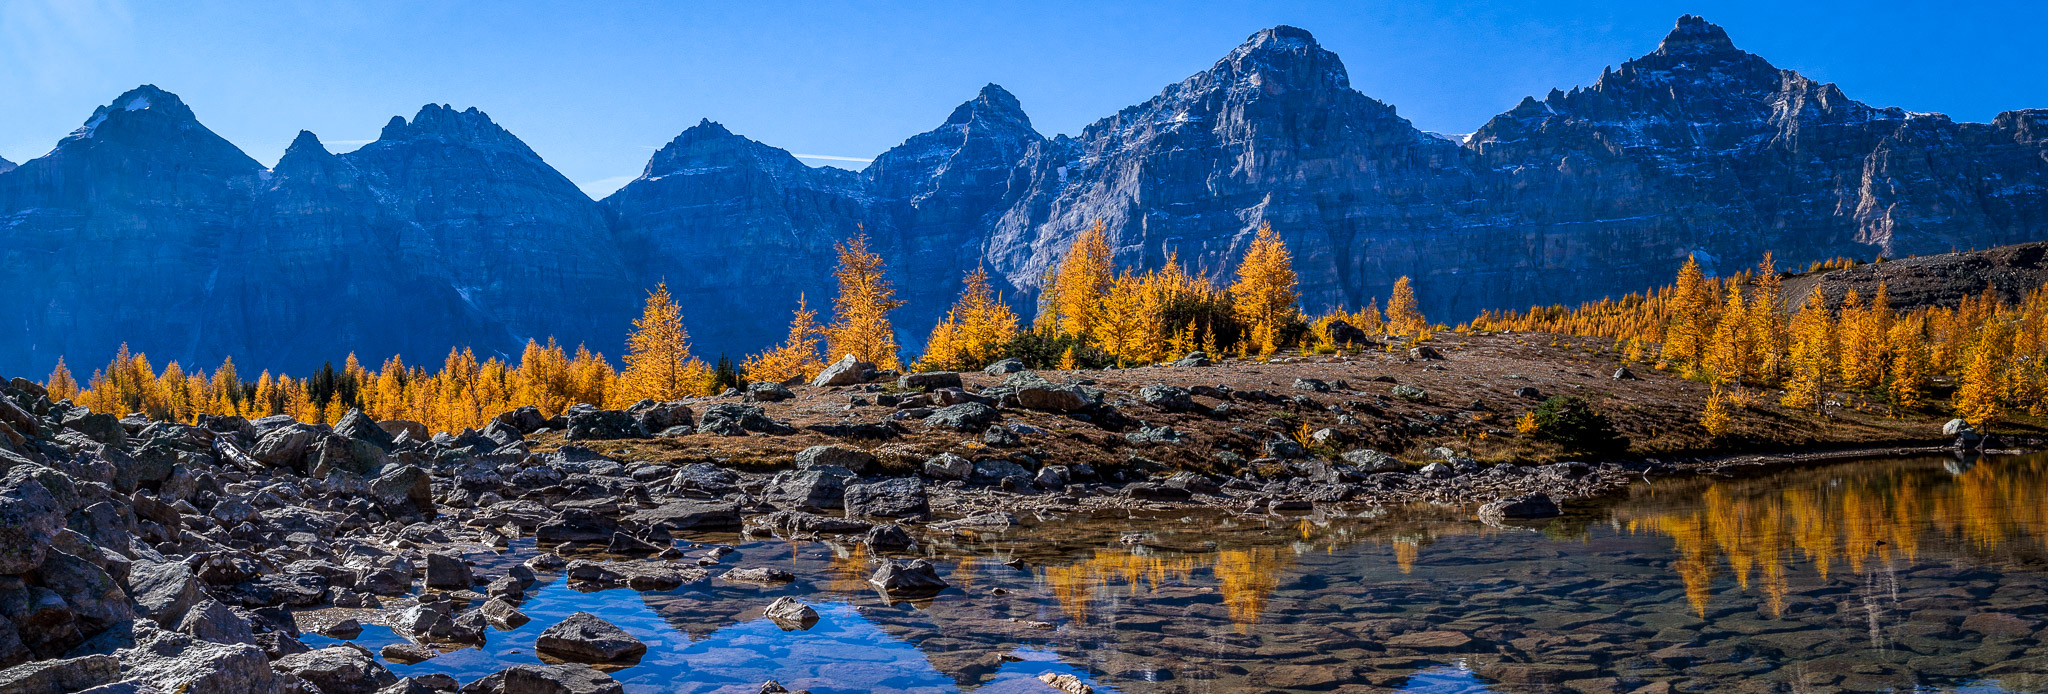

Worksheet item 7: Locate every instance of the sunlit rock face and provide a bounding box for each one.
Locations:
[2,15,2045,374]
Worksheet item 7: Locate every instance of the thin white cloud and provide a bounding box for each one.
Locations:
[793,153,873,163]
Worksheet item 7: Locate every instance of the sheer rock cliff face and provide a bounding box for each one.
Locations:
[1,16,2044,374]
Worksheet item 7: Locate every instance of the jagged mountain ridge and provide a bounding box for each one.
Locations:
[1,15,2044,376]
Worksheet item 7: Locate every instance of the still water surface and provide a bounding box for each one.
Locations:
[309,452,2048,693]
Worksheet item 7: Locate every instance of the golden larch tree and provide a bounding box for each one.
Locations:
[746,294,828,383]
[1780,289,1835,410]
[1045,221,1114,339]
[1661,255,1715,369]
[621,282,708,402]
[919,268,1019,370]
[825,232,905,370]
[1747,253,1786,382]
[1885,316,1931,411]
[1702,282,1748,386]
[45,357,78,402]
[1230,222,1300,337]
[1386,277,1424,336]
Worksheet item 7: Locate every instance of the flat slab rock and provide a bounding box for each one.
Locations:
[534,612,648,663]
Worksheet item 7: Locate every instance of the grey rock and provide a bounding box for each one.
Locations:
[534,612,646,663]
[920,453,973,481]
[0,654,120,694]
[811,355,875,387]
[273,646,400,694]
[924,402,998,431]
[1478,493,1562,522]
[794,445,876,474]
[869,559,948,594]
[982,358,1026,375]
[764,468,853,511]
[745,382,793,403]
[462,664,623,694]
[842,477,929,518]
[424,553,472,590]
[764,597,818,631]
[563,410,645,441]
[896,372,962,391]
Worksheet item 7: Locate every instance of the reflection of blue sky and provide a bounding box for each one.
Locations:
[307,577,1110,694]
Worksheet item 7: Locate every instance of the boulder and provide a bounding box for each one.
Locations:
[0,654,120,694]
[250,424,318,472]
[1390,384,1428,402]
[493,406,549,434]
[667,463,739,496]
[424,553,473,590]
[116,623,277,694]
[812,355,875,387]
[480,598,530,629]
[794,445,875,474]
[1001,372,1088,411]
[1409,345,1444,360]
[764,597,818,631]
[273,646,399,694]
[1340,449,1405,473]
[1612,367,1639,380]
[1137,384,1199,411]
[563,410,645,441]
[128,560,203,626]
[1478,493,1562,522]
[842,477,929,518]
[623,500,741,535]
[632,401,693,433]
[0,470,65,574]
[370,465,434,514]
[896,372,962,391]
[983,358,1026,375]
[869,559,948,594]
[764,468,853,511]
[335,408,396,451]
[62,411,125,447]
[861,524,916,551]
[745,382,793,402]
[463,664,624,694]
[920,453,973,481]
[696,404,784,436]
[924,402,998,431]
[534,612,646,663]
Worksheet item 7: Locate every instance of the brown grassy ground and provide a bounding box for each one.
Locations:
[531,331,2045,472]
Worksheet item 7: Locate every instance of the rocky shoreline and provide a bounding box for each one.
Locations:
[0,352,2028,693]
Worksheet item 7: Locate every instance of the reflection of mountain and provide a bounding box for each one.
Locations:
[1614,454,2048,617]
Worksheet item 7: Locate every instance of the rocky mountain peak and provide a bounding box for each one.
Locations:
[66,84,204,141]
[1655,15,1737,57]
[944,83,1033,129]
[638,119,809,181]
[372,103,528,153]
[271,130,343,182]
[1215,25,1349,92]
[283,130,331,158]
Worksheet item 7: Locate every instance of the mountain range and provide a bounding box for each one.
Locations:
[2,15,2043,377]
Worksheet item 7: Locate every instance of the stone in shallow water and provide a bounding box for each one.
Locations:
[534,612,646,663]
[870,559,948,594]
[1478,493,1561,522]
[765,597,819,631]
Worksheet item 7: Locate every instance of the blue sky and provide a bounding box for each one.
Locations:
[3,1,2042,198]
